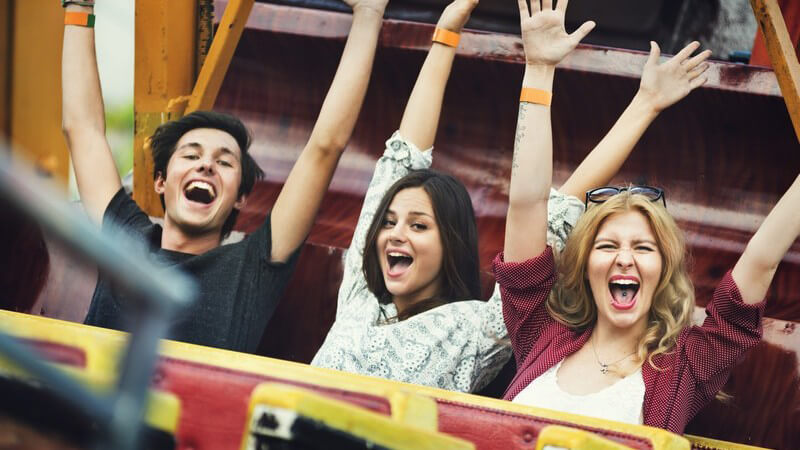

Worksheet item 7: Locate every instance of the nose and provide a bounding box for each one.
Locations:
[195,157,215,175]
[388,222,407,243]
[615,248,634,268]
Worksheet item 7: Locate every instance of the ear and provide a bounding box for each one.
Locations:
[154,171,166,194]
[234,193,247,210]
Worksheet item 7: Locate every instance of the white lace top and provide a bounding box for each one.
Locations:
[512,359,646,424]
[310,132,585,392]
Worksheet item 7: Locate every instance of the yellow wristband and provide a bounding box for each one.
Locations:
[519,87,552,106]
[64,11,95,27]
[432,27,460,48]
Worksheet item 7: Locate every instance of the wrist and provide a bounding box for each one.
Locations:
[435,21,465,34]
[522,64,555,90]
[631,90,662,115]
[65,4,93,12]
[351,4,385,19]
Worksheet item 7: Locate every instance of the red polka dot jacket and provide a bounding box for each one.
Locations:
[493,246,766,434]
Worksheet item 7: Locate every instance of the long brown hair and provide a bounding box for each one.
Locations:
[362,170,481,321]
[549,192,695,369]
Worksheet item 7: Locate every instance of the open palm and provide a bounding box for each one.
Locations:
[518,0,594,66]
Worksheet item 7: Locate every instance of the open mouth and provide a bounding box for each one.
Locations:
[608,278,639,310]
[184,180,217,205]
[386,251,413,277]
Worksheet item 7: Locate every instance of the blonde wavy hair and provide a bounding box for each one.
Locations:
[548,191,695,370]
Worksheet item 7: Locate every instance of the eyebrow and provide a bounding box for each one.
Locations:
[176,143,240,160]
[594,237,657,245]
[386,210,434,219]
[176,142,202,151]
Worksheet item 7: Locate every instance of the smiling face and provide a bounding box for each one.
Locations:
[586,210,663,334]
[154,128,245,238]
[376,187,444,308]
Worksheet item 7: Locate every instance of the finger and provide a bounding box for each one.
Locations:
[672,41,701,64]
[569,20,595,44]
[517,0,531,17]
[683,49,712,71]
[556,0,569,12]
[646,41,661,67]
[542,0,553,10]
[689,75,707,90]
[687,63,709,79]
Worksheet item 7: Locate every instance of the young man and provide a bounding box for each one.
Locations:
[61,0,389,352]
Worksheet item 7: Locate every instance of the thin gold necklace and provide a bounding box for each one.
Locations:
[591,333,636,375]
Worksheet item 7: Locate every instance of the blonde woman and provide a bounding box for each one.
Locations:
[498,0,798,433]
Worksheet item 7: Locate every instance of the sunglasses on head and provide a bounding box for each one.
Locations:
[584,185,666,209]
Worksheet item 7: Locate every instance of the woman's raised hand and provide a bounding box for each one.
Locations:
[638,41,711,113]
[437,0,480,33]
[518,0,595,66]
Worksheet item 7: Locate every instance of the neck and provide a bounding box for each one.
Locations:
[392,295,416,318]
[161,217,222,255]
[592,319,644,357]
[392,292,439,319]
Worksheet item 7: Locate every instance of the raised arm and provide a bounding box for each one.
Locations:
[61,3,122,224]
[269,0,388,262]
[398,0,478,149]
[732,173,800,303]
[559,41,711,198]
[504,0,593,262]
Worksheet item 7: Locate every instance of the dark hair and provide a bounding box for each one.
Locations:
[149,110,264,238]
[363,170,481,320]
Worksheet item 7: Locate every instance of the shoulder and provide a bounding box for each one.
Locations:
[102,188,149,228]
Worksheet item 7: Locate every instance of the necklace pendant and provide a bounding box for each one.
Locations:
[600,364,609,375]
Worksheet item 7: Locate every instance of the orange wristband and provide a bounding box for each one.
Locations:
[65,11,95,27]
[519,87,552,106]
[432,28,460,48]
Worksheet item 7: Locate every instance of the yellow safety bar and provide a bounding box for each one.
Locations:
[240,383,474,450]
[0,310,767,450]
[535,425,634,450]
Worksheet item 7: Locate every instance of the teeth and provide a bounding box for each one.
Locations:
[611,279,638,286]
[388,252,408,257]
[186,181,216,198]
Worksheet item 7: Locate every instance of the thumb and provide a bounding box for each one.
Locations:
[570,20,595,45]
[646,41,661,67]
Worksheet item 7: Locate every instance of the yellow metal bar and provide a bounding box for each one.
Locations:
[197,0,215,77]
[0,310,698,450]
[240,383,474,450]
[185,0,255,114]
[685,434,769,450]
[0,0,10,140]
[133,0,198,216]
[536,425,634,450]
[9,1,69,183]
[750,0,800,142]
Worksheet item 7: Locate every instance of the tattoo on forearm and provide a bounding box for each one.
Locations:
[512,103,528,175]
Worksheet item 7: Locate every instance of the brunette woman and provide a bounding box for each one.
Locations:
[313,0,708,394]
